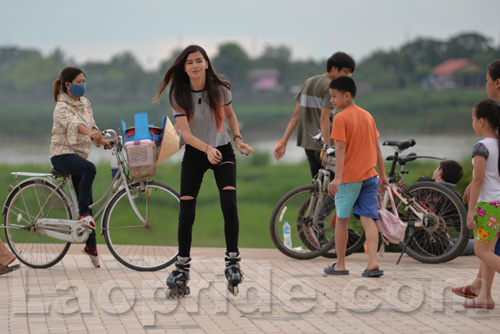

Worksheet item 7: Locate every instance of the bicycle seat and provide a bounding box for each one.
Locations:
[383,139,416,150]
[386,152,417,164]
[50,166,69,177]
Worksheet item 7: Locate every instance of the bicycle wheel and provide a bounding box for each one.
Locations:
[270,185,336,259]
[305,195,366,259]
[103,181,179,271]
[3,178,73,268]
[397,181,468,264]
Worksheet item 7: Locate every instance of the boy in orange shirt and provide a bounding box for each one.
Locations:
[324,76,389,277]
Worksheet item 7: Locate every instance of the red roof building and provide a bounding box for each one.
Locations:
[431,58,475,76]
[430,58,482,89]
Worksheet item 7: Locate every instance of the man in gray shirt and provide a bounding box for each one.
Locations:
[274,52,355,178]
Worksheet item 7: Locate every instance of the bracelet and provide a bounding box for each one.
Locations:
[204,144,209,154]
[233,134,242,142]
[276,140,287,146]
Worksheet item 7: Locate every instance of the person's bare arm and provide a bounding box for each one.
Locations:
[320,107,332,146]
[376,139,389,190]
[274,102,300,161]
[176,115,223,165]
[224,104,253,156]
[328,140,345,196]
[467,156,485,229]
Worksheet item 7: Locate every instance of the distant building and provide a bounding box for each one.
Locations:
[249,68,279,92]
[428,58,482,89]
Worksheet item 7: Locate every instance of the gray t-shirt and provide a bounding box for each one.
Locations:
[294,75,334,150]
[172,85,232,148]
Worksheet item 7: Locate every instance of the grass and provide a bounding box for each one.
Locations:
[0,156,472,250]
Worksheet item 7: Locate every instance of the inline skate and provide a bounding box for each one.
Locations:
[166,256,191,298]
[224,252,243,296]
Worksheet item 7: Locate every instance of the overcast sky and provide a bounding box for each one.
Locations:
[2,0,499,70]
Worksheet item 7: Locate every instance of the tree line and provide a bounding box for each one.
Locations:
[1,31,499,105]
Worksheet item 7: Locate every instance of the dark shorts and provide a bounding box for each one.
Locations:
[335,176,379,220]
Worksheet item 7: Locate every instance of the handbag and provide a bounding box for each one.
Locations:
[376,186,407,247]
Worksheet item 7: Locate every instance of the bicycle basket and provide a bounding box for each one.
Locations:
[125,139,157,179]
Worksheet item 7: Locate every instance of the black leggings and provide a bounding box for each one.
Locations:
[177,143,238,257]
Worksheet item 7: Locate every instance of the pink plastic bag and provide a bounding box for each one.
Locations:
[376,187,407,246]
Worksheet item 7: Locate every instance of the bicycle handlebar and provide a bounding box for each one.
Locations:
[101,129,121,150]
[308,132,335,156]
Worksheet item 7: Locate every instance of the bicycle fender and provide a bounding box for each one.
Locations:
[2,177,72,216]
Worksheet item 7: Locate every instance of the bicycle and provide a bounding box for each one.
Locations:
[382,139,469,264]
[269,133,338,259]
[2,129,180,271]
[270,136,469,264]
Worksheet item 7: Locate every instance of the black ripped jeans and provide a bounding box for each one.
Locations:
[177,143,239,257]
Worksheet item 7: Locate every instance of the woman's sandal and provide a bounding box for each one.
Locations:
[452,285,477,299]
[0,264,20,276]
[462,299,495,309]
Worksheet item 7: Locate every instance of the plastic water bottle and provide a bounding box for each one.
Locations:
[110,151,119,178]
[283,221,292,249]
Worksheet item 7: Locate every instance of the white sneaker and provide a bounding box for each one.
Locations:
[82,247,100,268]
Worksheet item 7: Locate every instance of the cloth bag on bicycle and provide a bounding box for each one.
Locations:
[376,186,406,254]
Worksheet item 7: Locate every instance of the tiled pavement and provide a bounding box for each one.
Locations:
[2,246,499,334]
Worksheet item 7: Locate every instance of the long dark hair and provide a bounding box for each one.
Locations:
[53,66,85,102]
[474,98,500,174]
[153,45,230,133]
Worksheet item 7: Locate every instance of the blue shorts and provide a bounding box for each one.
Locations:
[496,238,500,256]
[335,176,379,220]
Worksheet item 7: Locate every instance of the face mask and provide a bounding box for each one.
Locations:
[69,83,86,97]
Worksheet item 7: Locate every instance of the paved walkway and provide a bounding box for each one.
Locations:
[2,246,499,334]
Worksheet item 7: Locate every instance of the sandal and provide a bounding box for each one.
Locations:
[324,263,349,275]
[0,264,20,276]
[452,285,477,299]
[462,299,495,309]
[362,268,384,277]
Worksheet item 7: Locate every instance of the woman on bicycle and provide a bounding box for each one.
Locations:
[50,66,113,268]
[154,45,253,297]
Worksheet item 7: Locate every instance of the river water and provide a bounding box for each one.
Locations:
[0,133,479,166]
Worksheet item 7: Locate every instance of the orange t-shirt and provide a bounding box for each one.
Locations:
[331,105,379,183]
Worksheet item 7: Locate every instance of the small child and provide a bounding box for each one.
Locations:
[462,99,500,309]
[453,60,500,301]
[323,76,389,277]
[418,160,464,184]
